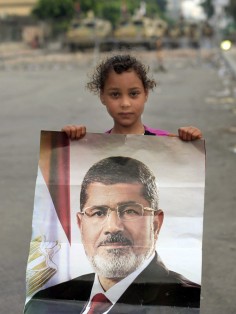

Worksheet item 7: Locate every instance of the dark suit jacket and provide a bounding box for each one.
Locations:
[24,254,201,314]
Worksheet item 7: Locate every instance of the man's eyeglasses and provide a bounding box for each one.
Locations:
[80,202,156,223]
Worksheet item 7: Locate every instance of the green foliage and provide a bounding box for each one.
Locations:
[76,0,165,25]
[76,0,97,14]
[156,0,167,12]
[226,0,236,23]
[146,0,165,19]
[200,0,214,19]
[96,2,123,27]
[32,0,75,21]
[31,0,167,33]
[32,0,75,35]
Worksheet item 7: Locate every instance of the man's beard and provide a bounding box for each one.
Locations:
[87,233,154,278]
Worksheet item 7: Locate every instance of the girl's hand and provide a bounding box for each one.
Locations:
[61,125,86,140]
[178,126,202,141]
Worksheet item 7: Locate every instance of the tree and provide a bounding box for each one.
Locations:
[32,0,166,33]
[225,0,236,23]
[76,0,164,25]
[200,0,215,19]
[32,0,75,34]
[33,0,75,20]
[156,0,167,12]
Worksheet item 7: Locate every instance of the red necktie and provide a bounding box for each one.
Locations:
[87,293,112,314]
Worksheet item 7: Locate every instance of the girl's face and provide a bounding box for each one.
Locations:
[100,69,148,133]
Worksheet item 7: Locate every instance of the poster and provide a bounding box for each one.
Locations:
[24,131,205,313]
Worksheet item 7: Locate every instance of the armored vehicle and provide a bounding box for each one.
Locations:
[64,16,112,51]
[167,24,181,48]
[113,16,166,50]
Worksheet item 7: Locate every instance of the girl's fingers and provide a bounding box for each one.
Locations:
[178,126,202,141]
[62,125,86,140]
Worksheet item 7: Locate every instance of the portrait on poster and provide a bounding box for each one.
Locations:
[24,131,205,313]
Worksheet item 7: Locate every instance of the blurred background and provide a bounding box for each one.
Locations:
[0,0,236,70]
[0,1,236,313]
[0,0,235,52]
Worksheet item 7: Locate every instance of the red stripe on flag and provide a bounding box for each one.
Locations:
[39,131,71,244]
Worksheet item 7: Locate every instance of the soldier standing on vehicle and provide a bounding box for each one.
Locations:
[201,21,214,49]
[189,23,200,49]
[154,20,168,73]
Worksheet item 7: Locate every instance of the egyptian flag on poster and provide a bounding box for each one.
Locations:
[25,131,71,302]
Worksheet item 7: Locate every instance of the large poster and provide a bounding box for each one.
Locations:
[24,131,205,314]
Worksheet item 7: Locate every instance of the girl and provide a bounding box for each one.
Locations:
[62,54,202,141]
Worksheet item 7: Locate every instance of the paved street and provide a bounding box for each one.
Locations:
[0,47,235,313]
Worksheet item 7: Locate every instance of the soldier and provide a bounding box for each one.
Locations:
[201,21,214,49]
[189,23,200,49]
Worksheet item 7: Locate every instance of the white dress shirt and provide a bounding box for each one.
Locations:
[82,253,155,313]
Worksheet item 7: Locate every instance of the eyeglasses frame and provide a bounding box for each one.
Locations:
[79,202,158,222]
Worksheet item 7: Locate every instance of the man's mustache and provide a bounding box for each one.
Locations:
[98,233,132,246]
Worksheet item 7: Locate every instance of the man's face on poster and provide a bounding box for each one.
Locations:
[77,182,163,279]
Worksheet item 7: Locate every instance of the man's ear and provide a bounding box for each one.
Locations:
[153,209,164,240]
[77,212,83,230]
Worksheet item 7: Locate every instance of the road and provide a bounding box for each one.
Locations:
[0,48,235,313]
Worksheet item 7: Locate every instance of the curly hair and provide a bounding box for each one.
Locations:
[86,54,156,94]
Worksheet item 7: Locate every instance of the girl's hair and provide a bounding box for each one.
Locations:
[86,54,156,94]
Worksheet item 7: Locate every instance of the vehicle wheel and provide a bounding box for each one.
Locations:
[69,43,77,52]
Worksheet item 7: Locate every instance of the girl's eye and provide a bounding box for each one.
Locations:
[110,92,119,98]
[130,91,140,97]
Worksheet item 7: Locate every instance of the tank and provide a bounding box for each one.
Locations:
[152,18,168,38]
[167,24,181,48]
[113,16,167,50]
[188,23,201,49]
[64,15,112,51]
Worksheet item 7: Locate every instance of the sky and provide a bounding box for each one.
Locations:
[181,0,206,20]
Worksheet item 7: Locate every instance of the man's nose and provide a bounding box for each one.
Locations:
[104,210,124,233]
